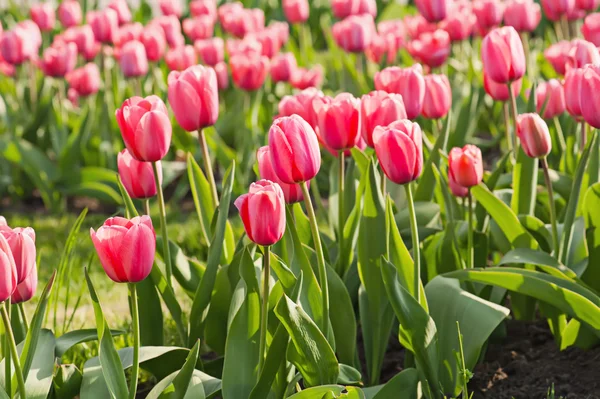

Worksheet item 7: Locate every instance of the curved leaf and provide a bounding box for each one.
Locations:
[55,329,125,358]
[499,248,577,279]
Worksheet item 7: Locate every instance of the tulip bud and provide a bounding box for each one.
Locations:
[11,263,37,304]
[230,53,270,91]
[183,16,215,42]
[0,27,34,66]
[448,145,484,188]
[90,216,155,283]
[422,74,452,119]
[112,22,143,48]
[40,42,78,78]
[66,63,101,97]
[582,13,600,46]
[270,52,297,83]
[278,88,325,130]
[536,79,566,119]
[108,0,132,26]
[212,62,229,90]
[160,0,183,17]
[119,40,148,78]
[473,0,505,32]
[449,172,469,198]
[313,93,361,152]
[581,65,600,128]
[190,0,218,19]
[331,0,377,19]
[150,16,184,48]
[439,3,476,41]
[415,0,449,22]
[378,19,406,50]
[360,90,407,147]
[373,120,423,185]
[374,65,425,119]
[165,45,197,71]
[516,113,552,158]
[62,25,101,61]
[283,0,309,23]
[332,14,375,53]
[140,26,166,62]
[118,149,161,199]
[541,0,575,21]
[227,37,263,58]
[257,146,305,203]
[290,66,323,90]
[504,0,542,33]
[564,67,585,120]
[366,34,397,64]
[194,37,224,66]
[268,115,321,184]
[31,3,55,32]
[58,0,82,28]
[168,65,219,132]
[88,9,119,43]
[544,40,571,75]
[407,29,451,68]
[567,39,600,70]
[0,226,36,284]
[116,96,172,162]
[0,235,17,302]
[481,26,526,84]
[247,28,283,59]
[484,73,522,102]
[235,180,286,246]
[404,14,438,39]
[576,0,599,11]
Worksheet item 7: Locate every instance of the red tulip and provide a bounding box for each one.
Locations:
[270,52,297,83]
[40,42,77,77]
[0,235,17,302]
[116,96,172,162]
[332,14,375,53]
[182,16,215,42]
[160,0,183,17]
[582,13,600,46]
[0,226,35,284]
[481,26,526,84]
[108,0,132,26]
[230,53,269,91]
[415,0,449,22]
[544,40,571,75]
[374,65,425,119]
[516,113,552,158]
[580,65,600,128]
[407,29,451,68]
[449,172,469,198]
[190,0,217,20]
[439,3,476,41]
[360,90,407,147]
[141,26,166,62]
[278,87,325,129]
[404,15,437,39]
[88,9,119,43]
[119,40,148,78]
[150,16,184,48]
[118,149,161,199]
[194,37,224,66]
[113,22,143,48]
[212,62,229,90]
[472,0,505,32]
[567,39,600,70]
[448,145,483,188]
[484,73,522,102]
[257,146,305,203]
[541,0,574,21]
[268,115,321,184]
[283,0,309,23]
[90,216,155,283]
[58,0,82,28]
[422,74,451,119]
[504,0,542,33]
[235,180,286,246]
[290,66,323,90]
[165,45,197,72]
[66,63,101,96]
[564,67,585,120]
[536,79,565,119]
[576,0,599,12]
[313,93,361,152]
[11,264,37,304]
[373,120,423,185]
[31,3,55,32]
[331,0,377,19]
[168,65,219,132]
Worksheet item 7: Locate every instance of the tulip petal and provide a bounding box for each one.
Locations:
[120,224,155,282]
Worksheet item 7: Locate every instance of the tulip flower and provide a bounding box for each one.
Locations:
[449,173,469,198]
[472,0,505,33]
[160,0,183,17]
[0,27,35,65]
[30,3,55,32]
[230,53,270,91]
[11,263,37,305]
[165,45,197,72]
[516,113,552,158]
[88,9,119,43]
[119,40,148,78]
[582,13,600,46]
[0,217,6,226]
[270,52,297,83]
[278,88,325,130]
[481,26,526,84]
[536,79,566,119]
[0,234,17,303]
[226,37,263,58]
[113,22,143,48]
[448,145,483,188]
[504,0,542,32]
[544,41,571,76]
[404,14,438,39]
[331,0,377,19]
[564,67,585,120]
[213,62,229,90]
[182,16,215,42]
[222,8,264,38]
[40,42,78,78]
[484,73,522,102]
[567,39,600,70]
[422,74,452,119]
[415,0,449,22]
[439,3,476,41]
[150,16,184,48]
[190,0,218,19]
[541,0,574,21]
[360,91,407,147]
[195,37,224,66]
[283,0,309,23]
[373,120,423,185]
[378,19,406,50]
[108,0,132,25]
[313,93,361,152]
[290,66,323,90]
[66,63,101,97]
[0,226,36,284]
[58,0,82,28]
[332,14,375,53]
[118,149,161,200]
[116,96,172,162]
[577,0,599,11]
[270,21,290,45]
[246,28,283,59]
[374,65,425,120]
[366,34,398,64]
[62,25,101,61]
[407,30,451,68]
[257,146,305,203]
[581,65,600,129]
[140,26,167,62]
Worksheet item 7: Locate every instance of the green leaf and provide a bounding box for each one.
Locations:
[288,386,365,399]
[337,364,362,385]
[53,364,83,399]
[149,264,187,345]
[146,369,222,399]
[327,265,357,368]
[362,369,420,399]
[249,323,290,399]
[136,276,164,346]
[117,176,139,218]
[187,153,215,244]
[511,148,538,216]
[498,248,577,279]
[518,215,553,253]
[161,340,202,398]
[55,329,125,358]
[582,182,600,291]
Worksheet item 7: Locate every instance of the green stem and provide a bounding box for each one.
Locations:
[128,283,140,399]
[456,321,469,399]
[144,199,151,217]
[18,304,28,335]
[507,82,519,156]
[152,162,172,285]
[503,102,514,163]
[1,302,26,399]
[542,157,560,258]
[553,117,567,154]
[258,246,271,374]
[300,182,329,338]
[199,129,219,206]
[4,310,10,398]
[338,152,345,274]
[581,121,587,152]
[404,183,421,303]
[467,190,474,269]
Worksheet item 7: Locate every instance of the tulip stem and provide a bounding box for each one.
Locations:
[300,182,330,339]
[4,310,10,398]
[542,157,560,258]
[467,190,474,269]
[581,121,587,151]
[199,129,219,206]
[258,246,271,375]
[553,117,567,154]
[128,283,140,399]
[144,199,151,217]
[18,304,28,334]
[28,61,37,107]
[507,82,519,155]
[152,162,172,285]
[338,152,345,274]
[405,183,421,303]
[1,302,26,399]
[503,102,514,163]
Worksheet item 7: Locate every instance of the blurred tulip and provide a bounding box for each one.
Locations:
[141,26,166,62]
[404,14,437,39]
[360,90,407,147]
[113,22,143,48]
[367,34,398,64]
[108,0,132,25]
[278,87,324,129]
[230,53,269,91]
[0,217,5,226]
[544,40,571,75]
[481,26,526,84]
[422,74,451,119]
[484,73,522,102]
[580,64,600,128]
[235,180,286,246]
[472,0,505,32]
[11,264,36,304]
[415,0,449,22]
[448,145,483,187]
[313,93,360,151]
[270,21,290,45]
[160,0,183,17]
[190,0,217,19]
[516,113,552,157]
[62,25,101,61]
[257,146,305,203]
[165,45,197,71]
[119,40,148,78]
[89,9,119,43]
[0,55,15,77]
[218,2,244,23]
[19,20,42,49]
[0,225,36,284]
[290,66,323,89]
[331,0,377,19]
[373,120,423,184]
[268,115,321,183]
[567,7,585,21]
[582,13,600,46]
[212,62,229,90]
[226,37,263,58]
[31,3,55,32]
[270,52,297,82]
[1,28,34,65]
[183,16,215,42]
[333,14,375,53]
[247,28,283,59]
[222,7,264,38]
[67,88,79,106]
[504,0,542,32]
[377,19,406,49]
[374,65,425,119]
[439,3,476,41]
[564,67,585,120]
[151,16,184,48]
[283,0,309,23]
[407,29,451,68]
[40,42,77,77]
[118,149,161,199]
[536,79,565,119]
[195,37,224,66]
[58,0,82,28]
[577,0,599,12]
[541,0,574,21]
[567,39,600,69]
[449,173,469,197]
[0,235,17,302]
[66,63,101,96]
[90,216,155,283]
[168,65,219,131]
[116,96,172,161]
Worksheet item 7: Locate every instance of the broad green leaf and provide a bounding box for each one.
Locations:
[511,148,538,216]
[288,386,365,399]
[160,340,201,398]
[150,264,187,344]
[53,364,83,399]
[518,215,553,253]
[327,265,357,368]
[157,238,201,294]
[337,364,362,385]
[583,182,600,291]
[55,329,125,358]
[136,276,164,346]
[187,153,214,244]
[499,248,577,279]
[146,370,222,399]
[362,369,420,399]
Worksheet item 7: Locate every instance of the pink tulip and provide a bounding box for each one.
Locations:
[473,0,505,33]
[576,0,599,12]
[484,73,522,102]
[226,37,263,58]
[536,79,566,119]
[567,39,600,70]
[516,113,552,158]
[366,34,397,64]
[0,58,15,78]
[118,149,161,199]
[407,29,451,68]
[415,0,449,22]
[150,16,184,48]
[504,0,542,32]
[378,19,405,49]
[0,217,5,226]
[580,65,600,128]
[257,146,305,203]
[108,0,132,25]
[373,120,423,185]
[313,93,361,152]
[168,65,219,132]
[116,96,172,162]
[119,40,148,78]
[360,91,407,147]
[195,37,224,66]
[19,19,42,49]
[541,0,575,21]
[268,115,321,184]
[31,3,55,32]
[230,53,269,91]
[0,225,36,284]
[40,42,77,77]
[66,63,101,96]
[141,26,167,62]
[270,52,297,83]
[165,45,197,71]
[11,264,37,304]
[290,66,323,89]
[90,216,155,283]
[332,14,375,53]
[449,173,469,197]
[89,9,119,43]
[182,16,215,42]
[218,2,244,28]
[448,145,484,188]
[331,0,377,19]
[404,15,437,39]
[567,6,585,21]
[544,40,571,75]
[481,26,526,84]
[374,65,425,119]
[564,67,585,120]
[61,26,101,61]
[222,8,264,38]
[235,180,286,246]
[283,0,309,23]
[249,28,284,59]
[190,0,217,19]
[212,62,229,90]
[0,23,40,65]
[439,3,476,41]
[422,74,452,119]
[58,0,82,28]
[160,0,183,17]
[269,21,290,46]
[113,22,143,48]
[278,87,325,130]
[0,235,17,302]
[582,13,600,46]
